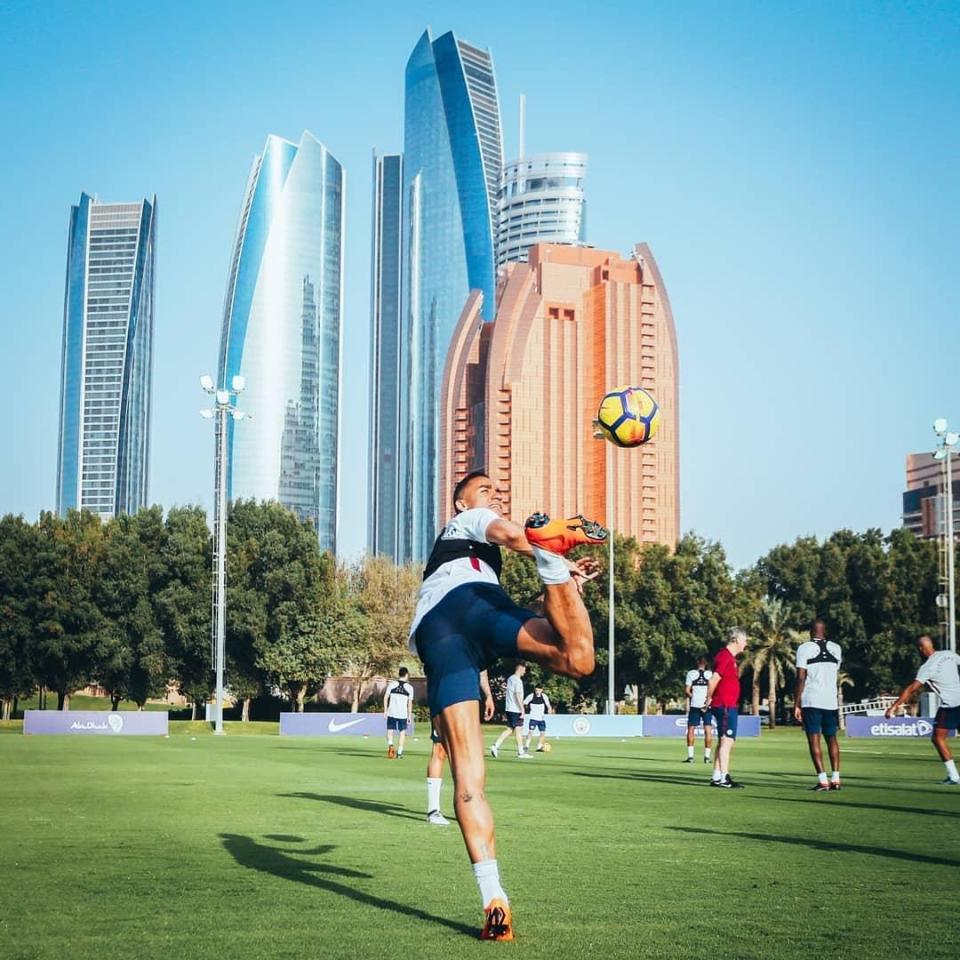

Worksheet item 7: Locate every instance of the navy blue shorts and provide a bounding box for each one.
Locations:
[802,707,839,737]
[415,583,537,718]
[505,711,524,729]
[386,716,408,732]
[713,706,738,740]
[935,705,960,731]
[687,707,714,729]
[528,719,546,732]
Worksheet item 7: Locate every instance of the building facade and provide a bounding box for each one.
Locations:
[497,153,587,266]
[218,131,344,552]
[439,243,679,545]
[368,153,404,557]
[398,28,503,561]
[902,452,960,539]
[57,193,156,520]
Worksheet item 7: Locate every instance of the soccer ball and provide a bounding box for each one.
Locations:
[595,386,660,447]
[542,741,553,753]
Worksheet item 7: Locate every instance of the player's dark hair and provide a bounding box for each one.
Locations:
[452,469,489,512]
[696,656,707,667]
[811,618,827,634]
[398,667,409,678]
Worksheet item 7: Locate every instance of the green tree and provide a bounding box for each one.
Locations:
[0,515,38,718]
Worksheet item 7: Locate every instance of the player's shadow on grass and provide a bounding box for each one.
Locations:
[749,794,960,819]
[668,826,960,868]
[279,792,432,823]
[220,834,476,937]
[571,770,704,788]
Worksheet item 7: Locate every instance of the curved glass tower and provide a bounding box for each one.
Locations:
[400,29,503,561]
[57,193,156,519]
[497,153,587,266]
[218,132,344,552]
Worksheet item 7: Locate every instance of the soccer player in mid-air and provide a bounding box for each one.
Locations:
[410,470,604,940]
[794,619,843,790]
[383,667,414,759]
[427,671,494,825]
[885,635,960,785]
[705,628,748,788]
[683,656,714,764]
[524,684,553,752]
[491,663,530,759]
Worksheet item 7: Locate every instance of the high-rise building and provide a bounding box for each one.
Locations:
[439,243,679,545]
[218,131,344,552]
[497,153,587,266]
[902,452,960,539]
[57,193,156,520]
[398,28,504,561]
[368,153,403,557]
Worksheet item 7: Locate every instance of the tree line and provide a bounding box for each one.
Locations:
[0,501,942,721]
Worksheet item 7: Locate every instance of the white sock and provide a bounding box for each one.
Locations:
[830,770,840,783]
[427,777,442,813]
[687,746,694,758]
[712,769,724,782]
[532,546,571,585]
[473,859,508,908]
[818,772,828,784]
[719,768,729,779]
[704,748,711,759]
[946,759,959,781]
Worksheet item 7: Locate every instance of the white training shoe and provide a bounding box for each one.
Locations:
[490,744,499,759]
[517,751,532,760]
[427,810,451,825]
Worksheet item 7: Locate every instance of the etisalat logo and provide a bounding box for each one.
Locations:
[69,714,124,733]
[869,719,933,737]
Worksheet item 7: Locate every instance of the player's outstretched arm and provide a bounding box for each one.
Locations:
[885,680,923,718]
[480,670,494,721]
[794,668,807,723]
[485,517,600,588]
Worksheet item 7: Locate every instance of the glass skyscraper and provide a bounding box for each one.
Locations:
[497,153,587,266]
[57,193,156,520]
[398,28,503,561]
[368,152,403,557]
[218,131,344,553]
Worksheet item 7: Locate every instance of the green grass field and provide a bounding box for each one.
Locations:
[1,726,957,960]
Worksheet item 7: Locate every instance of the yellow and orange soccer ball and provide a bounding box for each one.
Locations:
[596,386,660,448]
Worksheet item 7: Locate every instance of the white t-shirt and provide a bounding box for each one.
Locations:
[917,651,960,708]
[505,674,525,713]
[796,639,843,710]
[385,681,414,719]
[685,668,713,709]
[524,692,551,721]
[409,507,501,647]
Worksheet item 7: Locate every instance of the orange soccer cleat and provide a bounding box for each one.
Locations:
[480,899,514,942]
[387,745,397,760]
[524,513,607,556]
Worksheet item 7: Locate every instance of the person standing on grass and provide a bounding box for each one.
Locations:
[794,619,843,791]
[683,656,714,764]
[705,628,748,789]
[383,667,414,759]
[885,635,960,785]
[523,684,553,752]
[427,672,495,825]
[491,663,531,760]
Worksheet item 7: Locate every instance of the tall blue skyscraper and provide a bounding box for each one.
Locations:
[397,28,503,561]
[368,152,403,558]
[57,193,156,520]
[218,131,344,553]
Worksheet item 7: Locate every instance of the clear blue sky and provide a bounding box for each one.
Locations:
[1,0,957,569]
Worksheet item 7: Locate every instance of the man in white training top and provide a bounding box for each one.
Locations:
[794,619,843,790]
[383,667,414,759]
[492,663,530,759]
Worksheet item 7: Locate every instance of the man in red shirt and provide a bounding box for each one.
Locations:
[705,628,749,788]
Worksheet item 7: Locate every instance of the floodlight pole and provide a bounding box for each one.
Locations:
[606,441,616,716]
[934,423,958,655]
[201,376,247,734]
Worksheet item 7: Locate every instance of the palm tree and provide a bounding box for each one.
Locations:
[837,669,854,731]
[747,597,803,729]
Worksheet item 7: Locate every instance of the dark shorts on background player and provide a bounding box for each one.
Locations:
[712,706,738,739]
[801,707,839,737]
[934,705,960,731]
[431,727,442,744]
[386,716,409,732]
[505,711,523,729]
[687,707,713,729]
[415,583,537,718]
[528,719,546,732]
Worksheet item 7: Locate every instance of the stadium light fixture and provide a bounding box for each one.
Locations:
[933,419,957,654]
[200,373,249,734]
